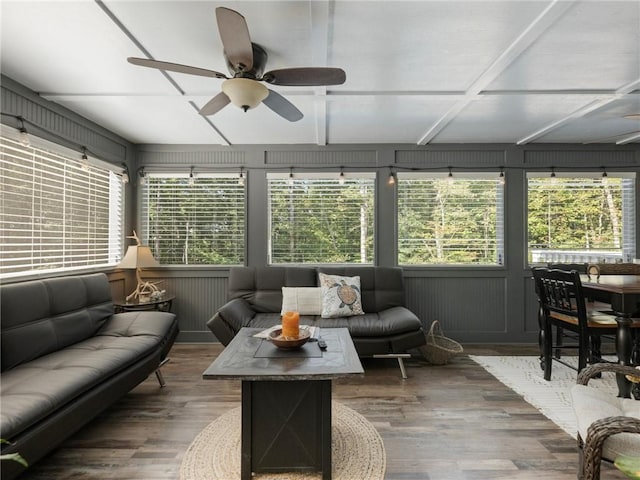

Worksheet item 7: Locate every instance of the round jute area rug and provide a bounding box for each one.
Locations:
[179,401,386,480]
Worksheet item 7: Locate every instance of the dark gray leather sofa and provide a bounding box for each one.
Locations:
[207,266,425,370]
[0,273,179,479]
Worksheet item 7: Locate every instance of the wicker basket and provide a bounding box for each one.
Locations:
[420,320,463,365]
[587,263,640,278]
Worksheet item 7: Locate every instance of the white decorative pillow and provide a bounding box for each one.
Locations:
[318,273,364,318]
[280,287,323,315]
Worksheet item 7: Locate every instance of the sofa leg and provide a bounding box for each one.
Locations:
[373,353,411,379]
[155,358,170,387]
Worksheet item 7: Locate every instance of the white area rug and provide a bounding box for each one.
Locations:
[179,401,385,480]
[470,356,618,438]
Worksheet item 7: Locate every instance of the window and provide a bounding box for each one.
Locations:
[140,173,245,265]
[268,172,375,264]
[0,132,124,278]
[398,172,505,265]
[527,173,636,264]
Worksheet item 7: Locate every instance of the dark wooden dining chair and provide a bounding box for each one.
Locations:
[545,263,589,359]
[532,267,620,380]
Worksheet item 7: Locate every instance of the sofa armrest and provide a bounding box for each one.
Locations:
[582,416,640,480]
[207,298,256,345]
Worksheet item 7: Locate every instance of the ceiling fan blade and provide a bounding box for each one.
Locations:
[215,7,253,72]
[199,92,231,116]
[262,67,346,86]
[127,57,228,79]
[262,89,303,122]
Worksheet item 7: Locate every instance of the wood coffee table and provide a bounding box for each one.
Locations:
[203,327,363,480]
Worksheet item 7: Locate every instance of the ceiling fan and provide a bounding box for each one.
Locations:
[127,6,346,122]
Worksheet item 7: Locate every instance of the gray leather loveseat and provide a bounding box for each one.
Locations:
[207,266,425,375]
[0,273,179,479]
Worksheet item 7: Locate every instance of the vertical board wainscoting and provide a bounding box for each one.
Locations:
[404,275,507,339]
[142,271,230,343]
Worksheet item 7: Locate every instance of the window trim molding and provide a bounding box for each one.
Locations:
[1,130,125,278]
[525,171,636,264]
[1,124,125,174]
[267,171,376,265]
[138,172,246,266]
[396,171,505,266]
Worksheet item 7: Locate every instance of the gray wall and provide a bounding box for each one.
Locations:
[137,144,639,344]
[1,75,138,237]
[3,76,639,344]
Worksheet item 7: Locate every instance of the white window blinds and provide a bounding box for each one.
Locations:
[398,172,505,265]
[140,174,245,265]
[268,173,375,264]
[527,173,636,263]
[1,134,124,278]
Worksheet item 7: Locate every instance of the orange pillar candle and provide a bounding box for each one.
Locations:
[281,311,300,338]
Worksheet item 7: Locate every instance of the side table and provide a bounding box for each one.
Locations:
[114,295,175,313]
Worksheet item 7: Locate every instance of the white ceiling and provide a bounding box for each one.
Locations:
[1,0,639,146]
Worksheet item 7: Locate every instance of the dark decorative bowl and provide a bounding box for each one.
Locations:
[268,328,311,350]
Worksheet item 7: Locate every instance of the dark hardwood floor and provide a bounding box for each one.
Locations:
[18,344,627,480]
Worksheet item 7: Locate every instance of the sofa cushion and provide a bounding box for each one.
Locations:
[317,266,405,313]
[1,274,114,372]
[319,273,364,318]
[281,287,323,315]
[571,383,640,460]
[228,266,408,315]
[0,311,176,441]
[230,267,318,313]
[242,306,421,338]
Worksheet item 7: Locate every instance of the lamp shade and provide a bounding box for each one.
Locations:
[221,78,268,112]
[118,245,160,269]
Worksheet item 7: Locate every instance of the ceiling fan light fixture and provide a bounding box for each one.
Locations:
[222,78,268,112]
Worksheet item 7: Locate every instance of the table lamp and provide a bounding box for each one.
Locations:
[119,231,161,302]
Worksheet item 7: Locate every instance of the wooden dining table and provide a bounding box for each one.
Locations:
[581,274,640,398]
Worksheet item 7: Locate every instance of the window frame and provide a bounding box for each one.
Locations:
[267,171,376,265]
[138,171,246,266]
[526,171,636,265]
[396,171,505,267]
[0,127,125,279]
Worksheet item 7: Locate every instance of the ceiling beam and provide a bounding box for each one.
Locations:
[416,101,471,146]
[41,88,630,100]
[417,0,576,145]
[94,0,231,146]
[93,0,184,96]
[309,1,332,145]
[516,98,616,145]
[616,131,640,145]
[517,77,640,144]
[188,101,230,146]
[314,93,327,145]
